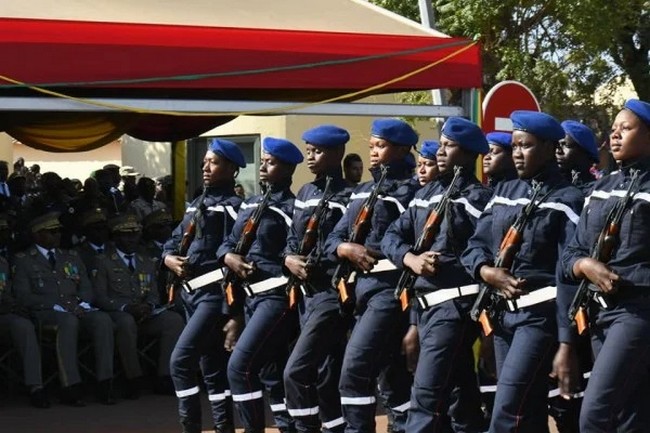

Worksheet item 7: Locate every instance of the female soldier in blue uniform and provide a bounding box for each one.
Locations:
[556,120,599,195]
[323,118,419,433]
[462,111,584,433]
[483,132,517,188]
[382,117,492,433]
[555,99,650,432]
[415,140,440,187]
[218,137,303,433]
[164,139,246,433]
[283,125,354,433]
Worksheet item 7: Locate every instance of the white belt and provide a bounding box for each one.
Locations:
[505,286,556,311]
[184,268,225,292]
[369,259,398,274]
[417,284,480,309]
[244,276,289,296]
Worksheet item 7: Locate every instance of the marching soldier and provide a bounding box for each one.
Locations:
[323,118,420,433]
[283,125,354,433]
[382,117,491,433]
[462,111,584,432]
[415,140,440,187]
[556,99,650,432]
[218,137,303,433]
[556,120,599,194]
[483,132,517,188]
[91,213,184,399]
[164,139,246,433]
[13,211,116,406]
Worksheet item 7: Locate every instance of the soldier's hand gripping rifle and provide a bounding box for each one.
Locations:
[222,183,273,308]
[331,165,389,312]
[165,187,208,304]
[470,180,544,336]
[394,166,463,311]
[568,168,640,335]
[286,176,333,308]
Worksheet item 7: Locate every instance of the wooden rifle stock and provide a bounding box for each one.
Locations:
[223,184,273,306]
[166,187,208,304]
[470,181,544,335]
[287,176,333,308]
[394,166,463,311]
[332,165,389,310]
[567,169,639,335]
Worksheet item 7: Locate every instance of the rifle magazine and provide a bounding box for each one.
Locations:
[478,311,494,336]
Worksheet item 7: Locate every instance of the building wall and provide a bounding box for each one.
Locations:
[6,133,121,180]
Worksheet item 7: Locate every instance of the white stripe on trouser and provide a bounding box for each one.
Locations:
[392,401,411,412]
[480,371,591,398]
[270,403,287,412]
[323,417,345,429]
[287,406,319,417]
[232,390,263,402]
[340,396,376,405]
[208,390,232,401]
[176,386,200,398]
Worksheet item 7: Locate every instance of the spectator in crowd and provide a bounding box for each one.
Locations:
[128,177,167,222]
[119,166,140,203]
[343,152,363,186]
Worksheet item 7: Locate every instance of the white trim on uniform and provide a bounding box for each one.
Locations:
[485,196,579,224]
[287,406,320,417]
[539,203,580,224]
[269,206,293,226]
[323,417,345,429]
[176,386,200,398]
[341,396,376,405]
[294,199,346,212]
[208,390,231,401]
[270,403,287,412]
[232,390,263,402]
[392,401,411,412]
[451,197,482,218]
[380,196,406,213]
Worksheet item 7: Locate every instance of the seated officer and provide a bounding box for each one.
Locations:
[91,213,184,399]
[13,211,116,406]
[0,215,49,408]
[75,207,110,275]
[141,209,175,306]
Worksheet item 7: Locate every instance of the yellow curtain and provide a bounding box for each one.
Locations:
[2,113,136,152]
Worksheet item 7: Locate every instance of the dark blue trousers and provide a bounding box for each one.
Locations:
[227,294,296,433]
[339,289,411,433]
[170,291,232,430]
[284,291,350,433]
[580,298,650,433]
[490,303,557,433]
[405,300,483,433]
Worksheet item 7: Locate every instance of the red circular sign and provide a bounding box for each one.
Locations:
[482,81,540,133]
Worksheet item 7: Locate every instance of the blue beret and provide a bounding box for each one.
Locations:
[561,120,599,162]
[405,152,417,169]
[371,118,418,147]
[419,140,439,159]
[302,125,350,148]
[486,131,512,149]
[624,99,650,126]
[263,137,304,165]
[208,138,246,168]
[511,110,564,142]
[441,117,489,155]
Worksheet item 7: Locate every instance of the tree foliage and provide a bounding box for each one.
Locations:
[371,0,649,134]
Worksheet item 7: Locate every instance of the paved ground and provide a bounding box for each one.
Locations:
[0,387,558,433]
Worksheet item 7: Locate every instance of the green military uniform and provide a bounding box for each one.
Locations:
[0,255,44,390]
[13,246,115,387]
[92,242,183,380]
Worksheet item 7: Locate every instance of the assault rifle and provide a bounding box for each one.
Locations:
[165,187,208,304]
[568,168,640,335]
[223,183,273,307]
[394,166,463,311]
[332,165,388,312]
[470,180,544,336]
[286,176,333,308]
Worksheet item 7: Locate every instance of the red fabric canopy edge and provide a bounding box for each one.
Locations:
[0,18,481,92]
